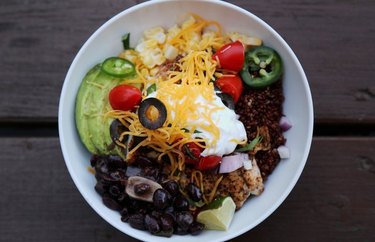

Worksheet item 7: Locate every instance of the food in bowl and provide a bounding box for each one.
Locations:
[75,14,290,237]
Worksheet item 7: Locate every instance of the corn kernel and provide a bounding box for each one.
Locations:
[228,32,262,48]
[167,24,181,41]
[164,44,179,60]
[181,15,196,29]
[144,26,166,44]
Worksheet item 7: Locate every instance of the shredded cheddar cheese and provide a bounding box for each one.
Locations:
[106,17,228,177]
[105,15,249,206]
[191,170,224,203]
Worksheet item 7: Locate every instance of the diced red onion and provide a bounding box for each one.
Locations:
[219,153,248,173]
[280,116,292,131]
[277,145,290,159]
[242,159,253,170]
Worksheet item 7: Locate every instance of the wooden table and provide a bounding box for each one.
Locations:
[1,0,374,241]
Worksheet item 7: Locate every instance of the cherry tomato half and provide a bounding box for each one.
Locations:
[215,75,243,104]
[109,84,142,111]
[182,142,203,165]
[212,41,244,72]
[196,155,222,171]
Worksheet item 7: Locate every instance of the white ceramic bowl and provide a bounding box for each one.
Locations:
[58,0,313,241]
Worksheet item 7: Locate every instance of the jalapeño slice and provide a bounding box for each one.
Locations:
[240,46,283,88]
[101,57,135,78]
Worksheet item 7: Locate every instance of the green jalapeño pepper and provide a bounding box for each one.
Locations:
[101,57,135,78]
[240,46,283,88]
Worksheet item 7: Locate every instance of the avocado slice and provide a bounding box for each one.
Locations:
[85,70,122,154]
[75,62,139,159]
[75,64,102,154]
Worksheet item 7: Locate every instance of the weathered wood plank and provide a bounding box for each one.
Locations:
[0,0,146,122]
[0,0,374,122]
[0,137,374,241]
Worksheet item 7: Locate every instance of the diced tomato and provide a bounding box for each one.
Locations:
[212,41,244,72]
[215,75,243,103]
[196,155,222,171]
[182,142,203,165]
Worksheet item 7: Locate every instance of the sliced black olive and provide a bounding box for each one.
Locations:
[110,119,127,143]
[217,93,235,110]
[138,98,167,130]
[109,119,138,160]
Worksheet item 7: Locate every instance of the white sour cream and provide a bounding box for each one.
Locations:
[190,94,247,156]
[148,87,247,157]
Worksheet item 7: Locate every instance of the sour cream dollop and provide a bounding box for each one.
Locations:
[148,85,247,157]
[190,94,247,156]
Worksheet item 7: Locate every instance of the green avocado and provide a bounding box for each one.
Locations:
[75,64,101,154]
[75,64,123,156]
[86,70,121,154]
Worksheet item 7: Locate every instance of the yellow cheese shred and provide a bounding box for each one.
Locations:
[191,170,224,204]
[106,15,233,194]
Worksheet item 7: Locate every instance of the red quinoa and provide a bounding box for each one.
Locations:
[235,80,286,178]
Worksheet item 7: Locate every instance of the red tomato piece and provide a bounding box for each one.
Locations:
[212,41,244,72]
[109,84,142,111]
[215,75,243,103]
[182,142,203,165]
[196,155,222,171]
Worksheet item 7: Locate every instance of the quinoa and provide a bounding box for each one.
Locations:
[235,80,286,178]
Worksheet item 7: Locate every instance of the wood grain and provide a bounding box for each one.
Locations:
[0,0,374,123]
[0,137,374,242]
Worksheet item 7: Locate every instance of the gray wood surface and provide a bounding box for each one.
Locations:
[0,0,374,123]
[1,137,374,242]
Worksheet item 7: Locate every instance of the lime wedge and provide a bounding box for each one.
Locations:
[197,197,236,230]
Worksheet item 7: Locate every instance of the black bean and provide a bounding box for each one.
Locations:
[102,195,122,211]
[142,166,159,181]
[173,196,189,211]
[99,173,115,182]
[176,211,194,231]
[160,213,174,231]
[151,210,163,219]
[97,160,109,174]
[186,183,203,202]
[120,207,130,222]
[94,181,108,196]
[108,155,127,169]
[158,173,169,183]
[144,214,161,234]
[90,155,100,167]
[153,189,171,210]
[174,226,189,235]
[164,206,174,214]
[138,208,148,215]
[189,221,205,235]
[109,185,121,198]
[128,199,140,211]
[134,183,151,195]
[128,213,146,230]
[163,180,180,196]
[155,229,173,237]
[109,170,126,181]
[117,193,129,204]
[136,156,153,167]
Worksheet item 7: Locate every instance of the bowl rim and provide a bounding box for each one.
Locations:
[58,0,314,241]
